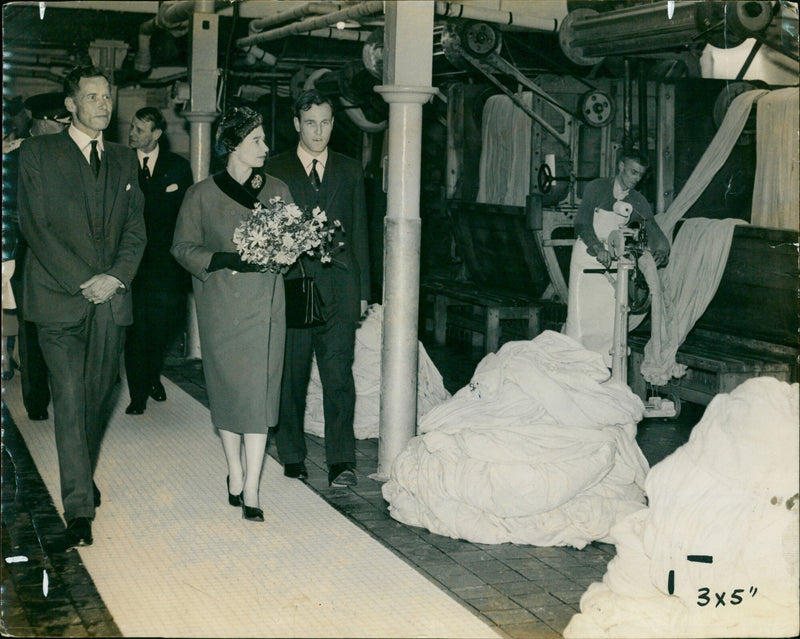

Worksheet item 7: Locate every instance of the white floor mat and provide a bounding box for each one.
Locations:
[3,374,499,638]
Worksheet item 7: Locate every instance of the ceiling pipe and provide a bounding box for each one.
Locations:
[247,2,345,33]
[3,52,83,68]
[236,1,385,48]
[135,1,227,74]
[434,1,559,33]
[237,0,560,48]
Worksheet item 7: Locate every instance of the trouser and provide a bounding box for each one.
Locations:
[125,288,185,403]
[276,319,356,467]
[36,304,125,521]
[20,318,51,413]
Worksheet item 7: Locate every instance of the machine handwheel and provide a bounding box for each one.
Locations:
[537,163,554,193]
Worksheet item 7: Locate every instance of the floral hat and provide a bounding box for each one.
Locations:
[215,106,262,156]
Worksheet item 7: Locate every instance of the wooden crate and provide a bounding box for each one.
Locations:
[421,277,542,355]
[628,331,796,406]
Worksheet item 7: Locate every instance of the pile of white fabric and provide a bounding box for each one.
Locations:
[564,377,799,638]
[382,331,649,548]
[303,304,451,439]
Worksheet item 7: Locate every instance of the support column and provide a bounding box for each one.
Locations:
[182,0,219,358]
[373,1,435,481]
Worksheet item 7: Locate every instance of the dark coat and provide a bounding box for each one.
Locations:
[134,148,193,293]
[264,150,370,323]
[17,129,146,326]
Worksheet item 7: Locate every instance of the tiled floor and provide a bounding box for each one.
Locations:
[1,335,700,638]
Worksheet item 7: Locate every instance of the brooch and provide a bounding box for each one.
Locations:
[250,173,264,190]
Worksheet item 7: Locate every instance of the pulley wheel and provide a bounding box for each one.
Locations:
[461,21,501,57]
[558,8,604,66]
[695,2,746,49]
[727,1,773,40]
[579,90,615,127]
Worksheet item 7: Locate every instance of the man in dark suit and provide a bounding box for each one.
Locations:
[124,107,193,415]
[265,90,370,487]
[17,65,145,547]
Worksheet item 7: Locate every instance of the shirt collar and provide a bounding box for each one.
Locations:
[137,145,159,169]
[68,124,104,155]
[296,145,327,174]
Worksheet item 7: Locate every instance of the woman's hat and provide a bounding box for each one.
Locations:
[215,106,262,155]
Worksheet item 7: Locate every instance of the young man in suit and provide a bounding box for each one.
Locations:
[124,107,193,415]
[17,65,146,547]
[265,90,370,487]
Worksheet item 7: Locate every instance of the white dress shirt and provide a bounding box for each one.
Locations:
[68,125,104,165]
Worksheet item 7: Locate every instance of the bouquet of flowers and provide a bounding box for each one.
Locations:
[232,196,342,272]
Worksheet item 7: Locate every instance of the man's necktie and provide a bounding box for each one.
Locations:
[89,140,100,177]
[309,158,321,191]
[141,156,151,180]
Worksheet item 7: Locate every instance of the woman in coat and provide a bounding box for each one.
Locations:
[172,106,292,522]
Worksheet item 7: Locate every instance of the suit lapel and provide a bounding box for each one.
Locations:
[320,153,341,205]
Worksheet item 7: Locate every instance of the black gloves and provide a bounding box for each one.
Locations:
[207,252,262,273]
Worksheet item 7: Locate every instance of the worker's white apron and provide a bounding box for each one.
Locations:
[564,206,631,367]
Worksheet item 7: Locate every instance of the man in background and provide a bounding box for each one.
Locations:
[124,107,193,415]
[6,92,72,420]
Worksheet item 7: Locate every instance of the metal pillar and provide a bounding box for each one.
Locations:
[373,1,436,481]
[183,0,220,358]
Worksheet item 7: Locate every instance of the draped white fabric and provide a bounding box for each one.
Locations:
[564,377,800,639]
[303,304,451,439]
[382,331,649,549]
[476,93,532,207]
[637,218,745,386]
[751,87,800,231]
[655,89,768,238]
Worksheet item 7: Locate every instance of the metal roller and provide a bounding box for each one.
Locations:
[559,1,774,66]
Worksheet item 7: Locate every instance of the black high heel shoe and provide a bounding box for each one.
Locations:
[226,476,242,507]
[241,502,264,522]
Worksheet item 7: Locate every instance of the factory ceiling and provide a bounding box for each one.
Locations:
[3,1,797,100]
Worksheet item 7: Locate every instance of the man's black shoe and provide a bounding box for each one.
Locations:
[328,463,357,487]
[93,482,101,508]
[65,517,93,547]
[125,401,146,415]
[149,381,167,402]
[27,409,48,421]
[284,462,308,480]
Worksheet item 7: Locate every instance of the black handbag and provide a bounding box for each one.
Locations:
[284,260,326,328]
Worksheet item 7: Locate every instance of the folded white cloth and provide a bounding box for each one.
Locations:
[383,331,649,548]
[564,377,800,638]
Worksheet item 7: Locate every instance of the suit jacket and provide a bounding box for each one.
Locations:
[135,148,193,293]
[264,150,370,323]
[17,129,146,325]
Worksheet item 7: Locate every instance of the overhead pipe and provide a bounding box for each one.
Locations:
[238,0,560,49]
[3,52,82,68]
[236,1,385,48]
[433,1,559,33]
[135,1,227,74]
[247,2,345,33]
